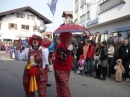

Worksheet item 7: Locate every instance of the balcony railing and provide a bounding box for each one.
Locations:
[75,0,79,11]
[99,0,126,13]
[74,19,78,24]
[81,0,86,6]
[80,14,85,23]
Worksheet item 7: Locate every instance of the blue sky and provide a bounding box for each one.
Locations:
[0,0,73,32]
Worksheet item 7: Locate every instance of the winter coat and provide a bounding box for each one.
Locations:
[81,35,87,45]
[87,44,95,58]
[107,37,114,45]
[118,44,130,62]
[49,42,55,53]
[76,45,83,61]
[54,42,73,71]
[113,43,122,58]
[100,45,108,61]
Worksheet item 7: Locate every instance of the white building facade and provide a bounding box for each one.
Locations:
[73,0,130,41]
[0,6,51,41]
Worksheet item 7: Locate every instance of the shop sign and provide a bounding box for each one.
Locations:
[87,18,98,26]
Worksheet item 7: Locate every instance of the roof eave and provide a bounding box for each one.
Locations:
[0,6,52,24]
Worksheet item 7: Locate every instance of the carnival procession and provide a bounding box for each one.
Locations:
[0,0,130,97]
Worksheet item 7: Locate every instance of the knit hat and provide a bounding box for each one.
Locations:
[28,34,42,46]
[59,32,72,42]
[80,55,84,59]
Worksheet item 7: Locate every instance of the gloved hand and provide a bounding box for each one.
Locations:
[67,44,73,51]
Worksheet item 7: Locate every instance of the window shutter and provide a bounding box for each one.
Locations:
[33,26,35,31]
[8,23,11,29]
[15,24,17,30]
[0,23,1,29]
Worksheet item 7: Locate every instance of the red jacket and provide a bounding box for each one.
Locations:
[53,43,73,71]
[87,45,95,58]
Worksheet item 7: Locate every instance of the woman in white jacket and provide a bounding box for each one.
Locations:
[107,41,114,78]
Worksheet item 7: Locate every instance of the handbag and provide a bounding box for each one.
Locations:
[73,60,79,68]
[101,60,108,67]
[94,59,99,69]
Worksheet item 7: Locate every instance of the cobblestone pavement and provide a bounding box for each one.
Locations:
[0,51,130,97]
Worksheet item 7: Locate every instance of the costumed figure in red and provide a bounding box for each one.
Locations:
[54,32,74,97]
[15,35,49,97]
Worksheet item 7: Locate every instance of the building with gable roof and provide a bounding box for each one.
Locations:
[0,6,51,41]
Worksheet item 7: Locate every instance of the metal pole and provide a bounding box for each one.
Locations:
[52,15,54,39]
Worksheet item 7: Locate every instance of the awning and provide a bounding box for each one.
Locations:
[16,33,32,38]
[42,32,52,35]
[1,35,19,40]
[115,26,130,32]
[103,30,108,34]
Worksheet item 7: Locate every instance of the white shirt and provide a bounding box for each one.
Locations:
[108,46,114,57]
[15,46,49,69]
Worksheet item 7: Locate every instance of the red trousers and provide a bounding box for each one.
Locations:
[23,66,48,97]
[54,70,71,97]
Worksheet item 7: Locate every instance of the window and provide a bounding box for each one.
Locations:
[118,31,128,40]
[87,11,90,19]
[11,24,15,28]
[75,11,78,19]
[86,4,90,12]
[8,23,17,30]
[21,14,25,18]
[22,25,25,30]
[21,25,30,31]
[26,25,29,30]
[26,14,35,20]
[128,31,130,38]
[16,13,25,18]
[31,16,35,20]
[26,14,30,19]
[80,4,85,16]
[86,4,90,19]
[33,26,37,31]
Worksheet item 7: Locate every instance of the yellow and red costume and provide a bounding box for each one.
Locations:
[15,35,49,97]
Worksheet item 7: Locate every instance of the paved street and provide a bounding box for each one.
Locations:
[0,51,130,97]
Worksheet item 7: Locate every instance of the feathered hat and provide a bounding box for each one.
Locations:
[28,34,42,46]
[59,32,72,42]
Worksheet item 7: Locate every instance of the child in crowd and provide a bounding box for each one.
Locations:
[9,43,14,58]
[114,59,125,82]
[78,55,85,75]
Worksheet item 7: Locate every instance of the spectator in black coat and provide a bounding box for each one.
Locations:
[81,32,88,45]
[100,41,108,81]
[118,38,130,82]
[76,43,83,62]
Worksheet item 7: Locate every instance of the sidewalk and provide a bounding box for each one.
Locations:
[0,51,14,60]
